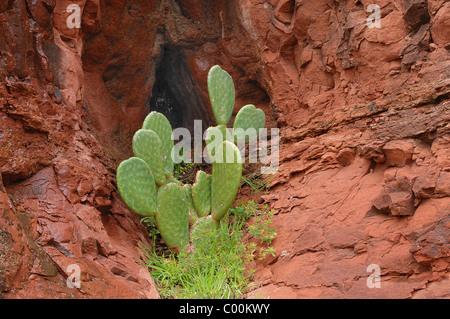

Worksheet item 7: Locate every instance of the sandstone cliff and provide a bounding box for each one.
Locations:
[0,0,449,298]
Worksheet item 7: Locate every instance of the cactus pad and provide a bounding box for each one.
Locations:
[190,215,219,242]
[191,171,211,217]
[205,125,233,162]
[211,141,243,221]
[233,104,266,143]
[116,157,157,216]
[142,112,174,178]
[156,183,190,252]
[132,129,166,186]
[183,184,199,226]
[207,65,235,125]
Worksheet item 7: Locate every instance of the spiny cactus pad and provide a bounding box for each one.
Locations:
[142,112,174,178]
[190,215,219,242]
[191,171,211,217]
[205,124,229,162]
[233,104,266,143]
[132,129,166,186]
[116,157,157,217]
[211,141,243,221]
[207,65,235,125]
[183,184,199,226]
[156,183,190,252]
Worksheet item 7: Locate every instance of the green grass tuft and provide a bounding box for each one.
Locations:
[140,201,276,299]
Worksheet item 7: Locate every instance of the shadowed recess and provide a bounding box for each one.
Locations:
[147,46,214,132]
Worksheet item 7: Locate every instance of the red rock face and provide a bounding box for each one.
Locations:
[0,0,449,298]
[236,0,450,298]
[0,0,159,298]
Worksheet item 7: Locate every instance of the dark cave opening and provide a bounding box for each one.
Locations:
[147,46,214,133]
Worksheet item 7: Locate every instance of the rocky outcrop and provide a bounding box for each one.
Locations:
[235,0,450,298]
[1,0,449,298]
[0,0,158,298]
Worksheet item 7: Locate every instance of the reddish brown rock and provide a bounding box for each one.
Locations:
[403,0,430,31]
[382,140,415,167]
[410,215,450,267]
[373,191,416,216]
[412,172,438,199]
[1,0,449,299]
[239,0,450,299]
[435,171,450,197]
[430,2,450,48]
[336,148,356,167]
[0,0,159,298]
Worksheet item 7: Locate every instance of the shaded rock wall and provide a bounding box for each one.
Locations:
[0,0,159,298]
[0,0,449,298]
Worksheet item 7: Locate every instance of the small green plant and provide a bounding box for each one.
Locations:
[141,201,276,299]
[248,206,277,245]
[173,162,197,182]
[142,222,249,298]
[173,148,199,184]
[116,65,266,252]
[241,174,270,194]
[140,216,160,245]
[230,201,277,261]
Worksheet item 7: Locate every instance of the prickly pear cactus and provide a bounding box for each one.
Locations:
[132,129,166,186]
[190,215,219,243]
[233,104,266,143]
[207,65,235,125]
[205,124,234,162]
[191,171,211,217]
[211,141,243,221]
[116,157,157,217]
[183,184,199,226]
[142,111,174,178]
[115,64,266,253]
[156,183,190,252]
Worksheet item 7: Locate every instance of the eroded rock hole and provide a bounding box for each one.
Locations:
[147,46,213,132]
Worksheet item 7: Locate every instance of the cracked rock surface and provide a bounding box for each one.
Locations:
[1,0,449,298]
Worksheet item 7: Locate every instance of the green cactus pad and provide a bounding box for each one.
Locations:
[156,183,190,252]
[211,141,243,221]
[166,176,182,185]
[182,184,199,226]
[191,171,211,217]
[205,124,227,143]
[205,125,232,162]
[132,129,166,186]
[142,112,174,178]
[233,104,266,143]
[116,157,157,217]
[190,215,219,242]
[207,65,235,125]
